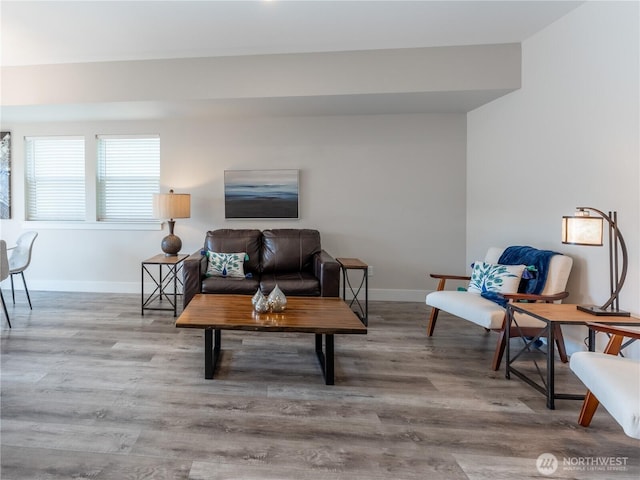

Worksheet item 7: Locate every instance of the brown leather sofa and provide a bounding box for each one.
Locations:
[182,228,340,308]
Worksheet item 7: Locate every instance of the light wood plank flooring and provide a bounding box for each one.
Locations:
[1,292,638,479]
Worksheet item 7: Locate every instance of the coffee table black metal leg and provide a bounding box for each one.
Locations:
[205,328,221,379]
[315,333,335,385]
[315,333,325,380]
[325,334,334,385]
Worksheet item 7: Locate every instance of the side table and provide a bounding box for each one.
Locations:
[336,257,368,326]
[141,253,188,317]
[506,303,640,409]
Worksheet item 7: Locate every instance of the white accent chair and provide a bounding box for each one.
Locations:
[8,231,38,309]
[425,247,573,370]
[1,240,11,327]
[570,323,640,439]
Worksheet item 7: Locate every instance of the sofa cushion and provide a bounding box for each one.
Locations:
[426,290,547,330]
[260,272,321,296]
[261,229,321,273]
[205,229,261,273]
[205,251,246,278]
[570,352,640,439]
[202,275,260,295]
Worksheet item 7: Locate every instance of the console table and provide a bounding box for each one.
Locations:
[141,254,188,317]
[336,257,368,326]
[506,303,640,409]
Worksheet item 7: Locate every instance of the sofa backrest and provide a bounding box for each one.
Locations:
[261,229,321,273]
[205,229,262,273]
[485,246,573,295]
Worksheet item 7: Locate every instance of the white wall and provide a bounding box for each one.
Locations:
[467,2,639,354]
[0,113,467,300]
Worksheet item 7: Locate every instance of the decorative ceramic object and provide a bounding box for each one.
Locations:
[267,284,287,312]
[252,288,265,306]
[253,293,270,313]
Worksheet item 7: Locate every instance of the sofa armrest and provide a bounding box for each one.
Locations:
[503,291,569,303]
[587,322,640,356]
[586,322,640,340]
[314,250,340,297]
[429,273,471,292]
[183,250,207,308]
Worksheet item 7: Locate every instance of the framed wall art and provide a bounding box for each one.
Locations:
[224,169,299,219]
[0,131,11,219]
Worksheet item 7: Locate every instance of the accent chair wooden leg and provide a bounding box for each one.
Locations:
[578,390,600,427]
[492,328,507,371]
[426,277,447,336]
[427,308,440,336]
[554,324,568,363]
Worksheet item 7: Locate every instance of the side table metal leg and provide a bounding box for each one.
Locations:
[547,323,555,409]
[173,265,178,317]
[505,307,511,379]
[364,272,368,326]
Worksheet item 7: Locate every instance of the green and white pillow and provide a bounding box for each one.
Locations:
[206,251,247,278]
[467,262,525,295]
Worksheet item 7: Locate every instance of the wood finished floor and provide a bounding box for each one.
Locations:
[1,292,638,480]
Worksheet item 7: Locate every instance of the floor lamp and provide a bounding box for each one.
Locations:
[562,206,629,316]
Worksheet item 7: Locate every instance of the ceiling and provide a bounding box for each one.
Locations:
[0,1,584,121]
[1,1,583,66]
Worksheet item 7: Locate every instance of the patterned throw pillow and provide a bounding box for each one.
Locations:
[467,262,525,295]
[206,251,246,278]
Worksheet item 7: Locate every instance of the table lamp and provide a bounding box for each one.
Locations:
[153,189,191,256]
[562,206,629,316]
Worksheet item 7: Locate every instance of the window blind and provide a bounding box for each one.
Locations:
[97,135,160,222]
[25,136,86,221]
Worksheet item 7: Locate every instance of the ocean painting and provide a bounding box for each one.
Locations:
[225,169,299,219]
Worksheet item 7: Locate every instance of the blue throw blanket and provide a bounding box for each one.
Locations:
[498,246,559,295]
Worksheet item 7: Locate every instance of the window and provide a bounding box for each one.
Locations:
[97,135,160,222]
[25,136,85,221]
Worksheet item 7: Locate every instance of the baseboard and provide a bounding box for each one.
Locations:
[10,281,430,302]
[12,280,142,294]
[347,288,428,302]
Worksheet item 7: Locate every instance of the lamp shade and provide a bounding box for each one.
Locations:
[153,190,190,220]
[561,216,603,246]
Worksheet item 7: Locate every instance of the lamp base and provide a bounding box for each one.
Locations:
[161,234,182,256]
[577,304,630,317]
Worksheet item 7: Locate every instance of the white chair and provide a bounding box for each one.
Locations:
[8,231,38,309]
[426,246,573,370]
[570,323,640,439]
[1,240,11,327]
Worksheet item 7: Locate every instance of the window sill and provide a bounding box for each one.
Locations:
[22,221,163,231]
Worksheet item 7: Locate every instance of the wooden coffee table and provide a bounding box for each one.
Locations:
[175,294,367,385]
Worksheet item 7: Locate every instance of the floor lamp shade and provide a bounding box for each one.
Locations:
[561,216,603,246]
[561,207,629,316]
[153,190,191,256]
